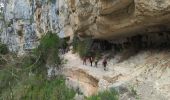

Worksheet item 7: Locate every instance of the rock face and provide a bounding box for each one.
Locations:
[0,0,68,54]
[1,0,170,53]
[67,0,170,39]
[64,50,170,99]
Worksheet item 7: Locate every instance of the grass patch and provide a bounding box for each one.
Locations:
[0,73,75,100]
[86,88,119,100]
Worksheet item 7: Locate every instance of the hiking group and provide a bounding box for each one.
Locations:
[82,56,108,71]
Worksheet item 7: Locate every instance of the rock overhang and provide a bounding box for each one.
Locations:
[67,0,170,39]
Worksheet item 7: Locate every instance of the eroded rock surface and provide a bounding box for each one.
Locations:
[67,0,170,39]
[1,0,170,53]
[64,68,99,96]
[63,51,170,99]
[0,0,68,54]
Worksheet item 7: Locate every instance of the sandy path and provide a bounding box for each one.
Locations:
[63,51,170,100]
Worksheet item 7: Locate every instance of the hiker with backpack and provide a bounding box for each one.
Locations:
[102,58,107,71]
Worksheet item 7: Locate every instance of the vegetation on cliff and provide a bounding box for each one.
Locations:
[0,32,121,100]
[72,35,93,58]
[0,43,8,55]
[0,32,76,100]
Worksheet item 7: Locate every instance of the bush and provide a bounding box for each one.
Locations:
[95,51,102,60]
[0,56,7,66]
[72,35,93,58]
[87,88,119,100]
[48,0,56,3]
[0,32,76,100]
[17,76,75,100]
[60,38,68,50]
[72,35,79,53]
[0,43,8,55]
[32,32,62,75]
[0,56,75,100]
[0,74,76,100]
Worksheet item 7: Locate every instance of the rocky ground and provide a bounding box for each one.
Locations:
[63,50,170,100]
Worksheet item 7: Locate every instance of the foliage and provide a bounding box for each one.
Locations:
[95,50,102,60]
[0,68,76,100]
[37,32,60,64]
[60,38,68,49]
[0,43,8,55]
[86,88,119,100]
[129,85,139,99]
[32,31,62,75]
[48,0,56,4]
[0,57,76,100]
[72,34,79,53]
[72,35,93,58]
[17,30,23,37]
[0,32,76,100]
[130,86,137,96]
[0,56,7,65]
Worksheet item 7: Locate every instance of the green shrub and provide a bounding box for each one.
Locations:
[37,32,61,64]
[0,43,8,55]
[60,38,68,50]
[0,31,77,100]
[17,76,75,100]
[48,0,56,3]
[95,51,102,60]
[72,35,79,53]
[17,30,24,37]
[0,56,7,65]
[72,35,93,58]
[32,31,62,75]
[0,55,75,100]
[87,88,119,100]
[0,74,76,100]
[0,31,75,100]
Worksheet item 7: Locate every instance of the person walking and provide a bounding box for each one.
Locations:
[89,56,93,66]
[102,58,107,71]
[95,58,99,67]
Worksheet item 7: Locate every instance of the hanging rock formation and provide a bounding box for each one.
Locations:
[67,0,170,39]
[1,0,170,52]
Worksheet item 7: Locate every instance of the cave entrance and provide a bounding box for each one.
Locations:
[90,32,170,54]
[87,32,170,62]
[91,39,113,51]
[119,32,170,50]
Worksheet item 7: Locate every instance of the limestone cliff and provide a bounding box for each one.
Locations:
[0,0,68,54]
[67,0,170,39]
[1,0,170,52]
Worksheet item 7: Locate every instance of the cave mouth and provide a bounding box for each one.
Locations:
[91,32,170,53]
[85,32,170,62]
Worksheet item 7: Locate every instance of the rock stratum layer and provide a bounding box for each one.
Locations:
[0,0,68,54]
[1,0,170,52]
[67,0,170,39]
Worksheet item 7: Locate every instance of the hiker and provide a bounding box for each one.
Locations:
[83,56,87,65]
[102,58,107,71]
[94,58,99,67]
[89,56,93,66]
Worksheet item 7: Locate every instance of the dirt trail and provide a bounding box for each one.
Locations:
[63,50,170,99]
